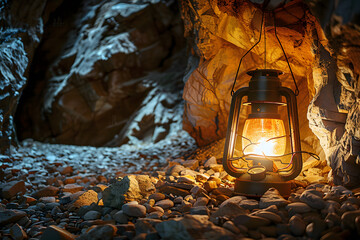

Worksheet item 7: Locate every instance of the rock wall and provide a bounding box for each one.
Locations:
[14,0,187,147]
[0,0,63,154]
[180,0,325,158]
[180,0,360,188]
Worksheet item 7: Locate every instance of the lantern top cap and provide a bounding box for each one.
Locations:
[247,69,283,77]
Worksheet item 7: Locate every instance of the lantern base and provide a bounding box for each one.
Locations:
[234,177,291,197]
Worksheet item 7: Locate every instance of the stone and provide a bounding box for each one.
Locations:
[176,200,192,213]
[63,184,84,193]
[203,181,217,193]
[122,202,146,217]
[258,225,277,237]
[70,190,99,208]
[306,219,327,239]
[166,165,185,176]
[10,223,27,240]
[113,210,128,224]
[250,210,282,223]
[80,224,117,240]
[233,214,271,229]
[300,189,326,209]
[32,186,59,198]
[211,202,247,221]
[0,181,26,199]
[190,206,209,216]
[204,157,217,168]
[289,215,306,236]
[103,175,155,209]
[58,166,73,175]
[158,185,190,197]
[193,197,209,207]
[239,199,259,210]
[259,188,288,209]
[212,187,233,197]
[149,193,165,201]
[222,221,241,234]
[219,196,246,208]
[286,202,312,213]
[155,199,174,209]
[83,210,101,220]
[177,176,196,184]
[39,197,56,203]
[0,209,26,225]
[341,210,360,230]
[40,225,75,240]
[182,160,199,170]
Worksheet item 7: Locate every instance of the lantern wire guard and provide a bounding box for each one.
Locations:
[223,8,319,197]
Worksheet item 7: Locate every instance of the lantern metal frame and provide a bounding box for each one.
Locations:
[222,69,302,197]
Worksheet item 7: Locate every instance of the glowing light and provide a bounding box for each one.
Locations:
[242,118,286,156]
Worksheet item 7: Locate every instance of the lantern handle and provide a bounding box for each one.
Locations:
[231,10,265,96]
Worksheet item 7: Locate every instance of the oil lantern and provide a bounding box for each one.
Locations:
[222,69,302,196]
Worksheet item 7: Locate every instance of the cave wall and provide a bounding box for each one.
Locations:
[180,0,325,159]
[13,0,187,147]
[180,0,360,188]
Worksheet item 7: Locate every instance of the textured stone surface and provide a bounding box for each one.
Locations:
[15,0,187,147]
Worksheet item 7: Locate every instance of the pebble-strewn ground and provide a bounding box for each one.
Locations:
[1,137,359,240]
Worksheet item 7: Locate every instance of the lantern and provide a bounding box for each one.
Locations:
[222,69,302,196]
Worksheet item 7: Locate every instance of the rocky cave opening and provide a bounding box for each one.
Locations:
[1,0,360,239]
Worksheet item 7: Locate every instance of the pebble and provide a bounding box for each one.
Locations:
[204,156,217,168]
[0,209,27,225]
[239,199,259,210]
[251,210,282,223]
[122,203,146,217]
[113,210,128,224]
[63,184,84,193]
[341,209,360,230]
[289,215,306,236]
[40,225,75,240]
[32,186,59,198]
[149,193,165,201]
[193,197,209,207]
[83,210,101,220]
[190,206,210,215]
[222,221,241,234]
[286,202,312,213]
[259,188,288,208]
[300,189,326,209]
[155,199,174,209]
[10,223,27,240]
[233,214,271,229]
[0,180,26,199]
[220,196,246,208]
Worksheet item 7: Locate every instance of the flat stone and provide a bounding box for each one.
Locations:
[177,176,196,184]
[211,202,247,220]
[300,189,326,209]
[149,193,165,201]
[39,197,56,203]
[182,160,199,170]
[250,210,282,223]
[122,203,146,217]
[0,181,26,199]
[220,196,246,208]
[32,185,59,198]
[306,218,326,239]
[190,206,210,216]
[155,199,174,209]
[259,188,288,209]
[166,165,185,176]
[40,225,75,240]
[10,223,27,240]
[222,221,241,234]
[286,202,312,213]
[158,185,189,197]
[233,214,271,229]
[289,215,306,236]
[239,199,259,210]
[83,210,101,220]
[63,184,84,193]
[212,187,233,197]
[0,209,27,225]
[81,224,117,239]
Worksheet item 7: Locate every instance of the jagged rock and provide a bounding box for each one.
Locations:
[210,202,247,221]
[149,193,165,201]
[70,190,98,208]
[103,175,155,209]
[0,180,26,199]
[40,225,75,240]
[0,209,27,225]
[219,196,247,208]
[10,223,27,240]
